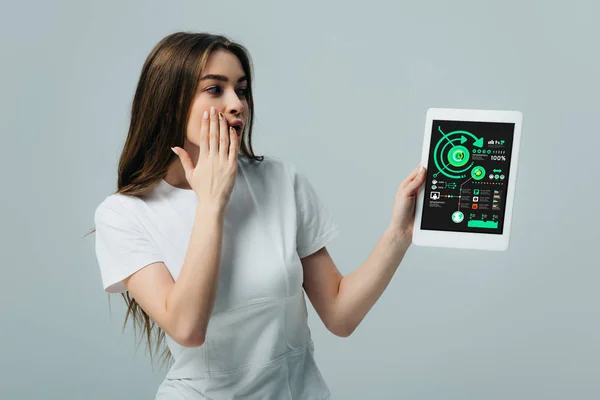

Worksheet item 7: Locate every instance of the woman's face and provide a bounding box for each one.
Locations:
[186,49,249,149]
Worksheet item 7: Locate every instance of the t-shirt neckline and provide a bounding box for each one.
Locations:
[156,179,197,198]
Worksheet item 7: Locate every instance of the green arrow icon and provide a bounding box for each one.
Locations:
[438,126,483,148]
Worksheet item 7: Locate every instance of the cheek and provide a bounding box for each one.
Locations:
[242,100,250,121]
[186,102,209,144]
[185,115,201,145]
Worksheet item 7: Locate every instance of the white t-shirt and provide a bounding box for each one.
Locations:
[94,156,340,399]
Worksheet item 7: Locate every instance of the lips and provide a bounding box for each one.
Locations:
[229,120,244,136]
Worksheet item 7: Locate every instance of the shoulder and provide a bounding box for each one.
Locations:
[94,192,145,226]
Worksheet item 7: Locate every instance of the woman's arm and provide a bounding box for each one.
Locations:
[302,230,410,337]
[124,203,225,347]
[302,164,426,337]
[123,108,238,347]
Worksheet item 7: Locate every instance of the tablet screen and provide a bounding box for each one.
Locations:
[420,119,515,235]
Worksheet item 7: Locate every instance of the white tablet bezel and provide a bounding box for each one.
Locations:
[412,108,523,251]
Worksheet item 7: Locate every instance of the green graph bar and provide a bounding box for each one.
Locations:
[468,220,498,229]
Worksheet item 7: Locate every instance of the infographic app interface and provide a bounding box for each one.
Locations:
[421,120,515,235]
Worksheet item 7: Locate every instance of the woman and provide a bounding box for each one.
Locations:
[94,31,426,399]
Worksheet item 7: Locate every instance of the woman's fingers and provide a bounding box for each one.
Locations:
[199,110,210,157]
[228,126,239,162]
[196,106,239,166]
[219,112,230,161]
[404,165,427,194]
[401,163,422,187]
[209,106,219,155]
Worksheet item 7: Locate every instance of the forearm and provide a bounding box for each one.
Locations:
[165,203,225,344]
[335,227,412,335]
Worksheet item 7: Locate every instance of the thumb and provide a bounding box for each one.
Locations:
[404,167,427,196]
[171,147,193,175]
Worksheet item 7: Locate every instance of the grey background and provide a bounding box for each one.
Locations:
[1,0,598,399]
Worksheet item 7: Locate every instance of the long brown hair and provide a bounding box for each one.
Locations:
[90,32,263,367]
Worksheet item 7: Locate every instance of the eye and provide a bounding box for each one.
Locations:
[236,87,249,97]
[206,85,223,94]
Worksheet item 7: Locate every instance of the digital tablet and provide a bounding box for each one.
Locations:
[412,108,523,251]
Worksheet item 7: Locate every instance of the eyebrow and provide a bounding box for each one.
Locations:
[199,74,247,83]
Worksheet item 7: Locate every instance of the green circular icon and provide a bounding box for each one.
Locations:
[452,211,464,223]
[447,145,470,167]
[471,166,486,180]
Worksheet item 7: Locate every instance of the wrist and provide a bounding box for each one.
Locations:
[385,225,412,249]
[195,201,226,220]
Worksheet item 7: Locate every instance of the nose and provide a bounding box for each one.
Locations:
[224,89,245,116]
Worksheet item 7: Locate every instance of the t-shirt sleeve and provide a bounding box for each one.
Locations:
[94,198,163,294]
[291,164,341,258]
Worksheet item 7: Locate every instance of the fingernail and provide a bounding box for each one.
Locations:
[210,106,215,116]
[171,147,179,155]
[218,111,224,121]
[229,127,235,135]
[203,110,209,120]
[418,163,423,173]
